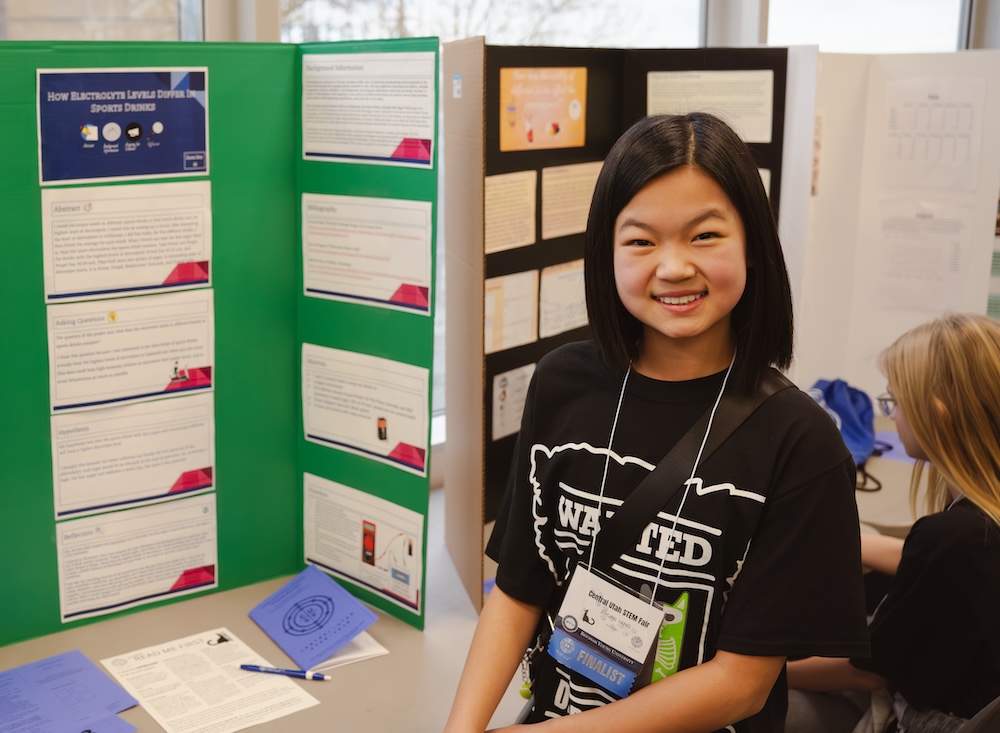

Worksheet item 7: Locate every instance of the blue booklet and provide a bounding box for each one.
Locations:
[249,564,379,671]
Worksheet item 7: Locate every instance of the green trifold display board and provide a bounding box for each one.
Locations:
[0,38,438,647]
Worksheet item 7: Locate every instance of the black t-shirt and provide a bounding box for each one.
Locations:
[488,341,869,731]
[852,499,1000,719]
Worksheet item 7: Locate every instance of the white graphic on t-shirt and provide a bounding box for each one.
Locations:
[529,441,655,584]
[722,539,752,609]
[529,440,735,674]
[685,477,766,503]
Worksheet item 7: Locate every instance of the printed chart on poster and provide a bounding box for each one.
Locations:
[301,343,429,476]
[302,52,435,167]
[38,67,208,185]
[47,289,215,413]
[51,393,215,518]
[881,76,986,192]
[56,494,217,622]
[304,472,423,614]
[41,181,212,302]
[302,193,432,313]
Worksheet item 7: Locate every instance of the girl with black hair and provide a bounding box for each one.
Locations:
[445,112,869,733]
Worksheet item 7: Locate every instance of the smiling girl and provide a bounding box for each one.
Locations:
[445,112,869,733]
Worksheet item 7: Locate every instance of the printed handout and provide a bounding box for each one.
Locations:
[301,344,430,476]
[304,472,424,614]
[499,67,587,152]
[302,52,435,167]
[42,180,212,301]
[51,393,215,518]
[647,69,774,143]
[539,259,587,339]
[485,170,538,253]
[101,628,318,733]
[248,564,379,670]
[492,363,536,442]
[47,289,214,413]
[881,76,986,192]
[874,199,971,312]
[302,193,432,314]
[541,162,602,241]
[484,270,539,354]
[0,650,137,733]
[57,494,217,622]
[38,67,208,185]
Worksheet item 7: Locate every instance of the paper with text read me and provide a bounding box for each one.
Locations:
[249,564,379,671]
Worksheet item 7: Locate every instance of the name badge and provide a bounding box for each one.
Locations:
[547,566,665,697]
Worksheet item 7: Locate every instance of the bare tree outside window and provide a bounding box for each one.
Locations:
[281,0,700,48]
[0,0,202,41]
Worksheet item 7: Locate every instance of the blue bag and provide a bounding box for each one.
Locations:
[809,378,881,491]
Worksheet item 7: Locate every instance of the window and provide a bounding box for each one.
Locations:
[0,0,202,41]
[767,0,965,53]
[281,0,702,48]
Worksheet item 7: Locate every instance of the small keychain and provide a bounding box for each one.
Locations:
[520,617,552,700]
[519,657,532,699]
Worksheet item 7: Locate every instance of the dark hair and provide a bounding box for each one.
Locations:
[584,112,793,393]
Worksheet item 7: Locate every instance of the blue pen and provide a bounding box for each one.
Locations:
[240,664,330,681]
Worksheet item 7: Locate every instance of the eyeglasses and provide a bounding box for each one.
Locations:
[876,393,897,418]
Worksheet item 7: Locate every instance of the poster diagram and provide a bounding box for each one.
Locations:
[301,344,429,476]
[499,67,587,152]
[304,473,423,614]
[38,68,209,185]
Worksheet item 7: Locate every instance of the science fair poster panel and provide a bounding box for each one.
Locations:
[304,472,423,615]
[47,289,215,413]
[38,67,208,185]
[56,493,217,623]
[41,180,213,302]
[301,193,432,314]
[301,343,430,477]
[51,392,216,519]
[301,51,435,167]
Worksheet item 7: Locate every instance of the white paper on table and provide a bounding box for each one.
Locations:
[310,631,389,671]
[101,627,318,733]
